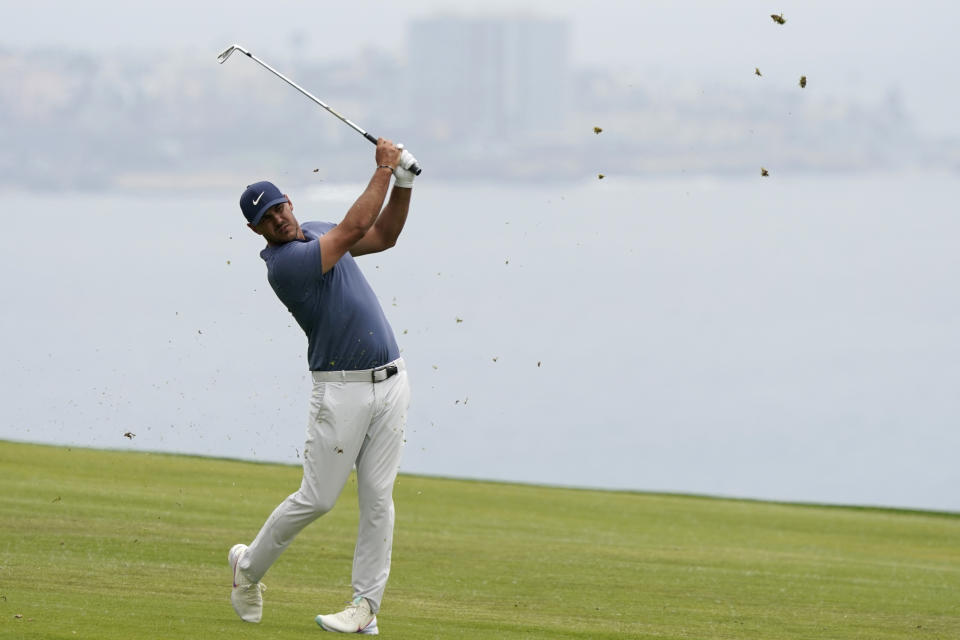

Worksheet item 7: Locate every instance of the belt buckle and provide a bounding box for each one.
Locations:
[372,364,398,383]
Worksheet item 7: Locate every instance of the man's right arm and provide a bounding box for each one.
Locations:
[318,138,401,274]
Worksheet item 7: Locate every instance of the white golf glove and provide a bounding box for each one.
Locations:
[394,145,417,188]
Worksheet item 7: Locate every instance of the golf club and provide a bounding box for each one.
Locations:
[217,43,421,175]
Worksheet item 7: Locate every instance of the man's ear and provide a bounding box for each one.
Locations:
[247,222,262,236]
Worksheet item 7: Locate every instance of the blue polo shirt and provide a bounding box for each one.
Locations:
[260,221,400,371]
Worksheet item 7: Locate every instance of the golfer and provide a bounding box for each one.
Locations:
[229,138,415,634]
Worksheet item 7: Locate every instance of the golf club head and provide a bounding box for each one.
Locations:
[217,44,249,64]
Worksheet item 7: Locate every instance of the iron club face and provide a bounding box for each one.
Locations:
[216,44,249,64]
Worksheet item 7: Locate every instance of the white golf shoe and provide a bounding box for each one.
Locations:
[315,596,379,634]
[229,543,266,623]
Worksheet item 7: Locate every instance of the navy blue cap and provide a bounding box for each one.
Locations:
[240,181,287,226]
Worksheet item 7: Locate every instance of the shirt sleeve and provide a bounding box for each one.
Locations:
[267,239,325,302]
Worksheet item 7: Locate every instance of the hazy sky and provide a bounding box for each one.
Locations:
[4,1,959,137]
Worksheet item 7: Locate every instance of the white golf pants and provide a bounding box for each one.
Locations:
[239,360,410,613]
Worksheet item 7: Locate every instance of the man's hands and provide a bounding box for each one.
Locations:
[375,138,402,171]
[394,146,417,188]
[375,138,417,188]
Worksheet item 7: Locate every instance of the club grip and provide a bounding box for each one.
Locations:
[368,136,423,175]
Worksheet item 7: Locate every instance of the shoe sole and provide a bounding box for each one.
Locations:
[229,544,246,587]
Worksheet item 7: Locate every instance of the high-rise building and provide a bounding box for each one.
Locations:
[408,15,570,143]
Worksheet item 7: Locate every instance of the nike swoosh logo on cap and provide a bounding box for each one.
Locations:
[252,191,264,205]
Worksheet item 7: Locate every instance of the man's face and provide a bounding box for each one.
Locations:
[249,199,301,245]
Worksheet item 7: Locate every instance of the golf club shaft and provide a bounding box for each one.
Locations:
[219,45,420,174]
[237,48,376,143]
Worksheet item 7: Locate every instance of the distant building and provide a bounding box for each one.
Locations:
[408,15,570,143]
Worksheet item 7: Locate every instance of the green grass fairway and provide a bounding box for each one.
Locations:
[1,441,958,639]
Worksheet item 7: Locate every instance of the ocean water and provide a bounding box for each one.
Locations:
[2,171,958,511]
